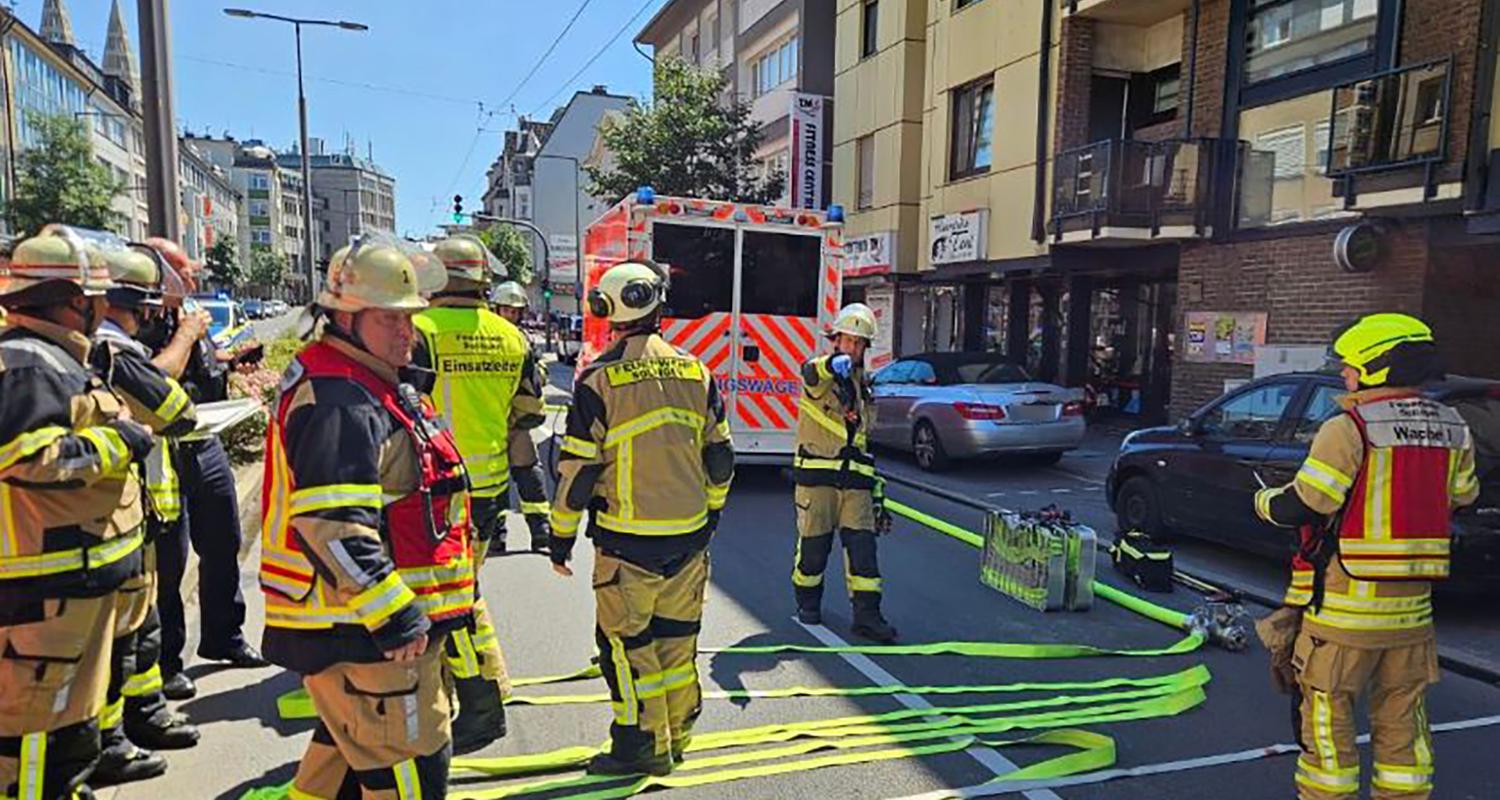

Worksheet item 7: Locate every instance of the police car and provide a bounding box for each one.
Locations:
[192,294,253,350]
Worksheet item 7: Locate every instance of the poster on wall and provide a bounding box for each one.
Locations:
[864,285,895,371]
[844,231,894,277]
[1184,311,1268,365]
[789,93,825,209]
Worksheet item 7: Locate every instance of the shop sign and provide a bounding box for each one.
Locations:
[789,93,825,209]
[1185,311,1268,365]
[928,210,987,265]
[865,285,895,370]
[844,231,895,277]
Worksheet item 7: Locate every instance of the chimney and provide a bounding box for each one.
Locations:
[591,85,608,95]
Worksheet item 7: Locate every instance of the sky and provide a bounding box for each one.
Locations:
[34,0,667,236]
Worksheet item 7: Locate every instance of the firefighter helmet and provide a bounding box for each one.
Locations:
[407,245,450,298]
[492,280,528,309]
[102,246,165,309]
[588,261,666,324]
[0,225,114,303]
[142,237,200,293]
[318,236,427,313]
[434,234,503,290]
[1332,313,1435,387]
[829,303,877,342]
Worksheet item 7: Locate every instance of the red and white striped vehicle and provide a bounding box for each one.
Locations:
[580,188,846,463]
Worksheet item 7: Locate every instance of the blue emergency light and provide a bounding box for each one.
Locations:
[826,204,845,224]
[636,186,657,205]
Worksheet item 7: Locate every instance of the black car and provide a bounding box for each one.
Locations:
[1106,372,1500,589]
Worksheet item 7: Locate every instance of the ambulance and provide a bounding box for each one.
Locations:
[579,187,847,463]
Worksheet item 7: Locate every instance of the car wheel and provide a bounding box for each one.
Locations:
[912,421,951,472]
[1115,475,1169,539]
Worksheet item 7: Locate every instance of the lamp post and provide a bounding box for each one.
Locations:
[223,8,367,299]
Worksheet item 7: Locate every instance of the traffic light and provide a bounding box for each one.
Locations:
[542,280,553,301]
[452,194,463,224]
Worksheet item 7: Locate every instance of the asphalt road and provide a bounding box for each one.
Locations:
[249,310,299,341]
[104,429,1500,799]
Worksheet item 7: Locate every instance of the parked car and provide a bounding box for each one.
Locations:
[1106,372,1500,589]
[242,299,265,319]
[869,352,1086,471]
[265,299,290,317]
[557,314,584,364]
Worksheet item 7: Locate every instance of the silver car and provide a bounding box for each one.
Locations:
[869,353,1087,471]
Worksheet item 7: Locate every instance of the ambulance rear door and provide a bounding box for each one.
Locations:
[649,219,739,416]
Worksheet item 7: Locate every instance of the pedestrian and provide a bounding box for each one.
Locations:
[549,260,735,776]
[413,236,542,754]
[492,279,553,553]
[791,302,897,642]
[89,242,202,786]
[261,238,473,798]
[1254,312,1478,800]
[0,227,156,800]
[143,238,267,702]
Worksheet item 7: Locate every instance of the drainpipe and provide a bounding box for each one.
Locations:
[1031,0,1056,243]
[1464,0,1500,211]
[1184,0,1200,137]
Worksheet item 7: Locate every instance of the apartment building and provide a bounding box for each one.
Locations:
[279,140,397,263]
[177,139,240,261]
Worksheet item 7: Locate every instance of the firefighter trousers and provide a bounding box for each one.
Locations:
[445,500,511,698]
[1292,630,1440,800]
[0,593,116,800]
[292,645,452,800]
[594,549,708,763]
[509,431,550,547]
[792,485,883,620]
[101,550,168,755]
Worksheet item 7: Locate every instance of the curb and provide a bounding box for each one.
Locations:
[176,461,262,617]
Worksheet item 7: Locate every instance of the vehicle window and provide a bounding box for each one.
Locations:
[872,361,913,385]
[1292,384,1344,443]
[909,361,938,385]
[1199,381,1299,439]
[206,305,230,328]
[740,231,820,317]
[651,223,734,320]
[961,362,1030,384]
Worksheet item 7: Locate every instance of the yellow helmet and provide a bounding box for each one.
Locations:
[434,235,501,290]
[102,246,165,309]
[1332,313,1435,387]
[407,246,450,298]
[588,261,665,324]
[317,238,427,313]
[0,225,113,302]
[829,302,877,341]
[491,280,528,309]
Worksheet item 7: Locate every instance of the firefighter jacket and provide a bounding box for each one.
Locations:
[549,331,734,567]
[413,296,543,499]
[260,333,475,675]
[794,354,881,494]
[93,319,196,524]
[1255,388,1478,646]
[0,315,147,601]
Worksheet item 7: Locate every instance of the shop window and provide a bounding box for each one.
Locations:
[949,77,995,180]
[1237,90,1351,228]
[1245,0,1379,85]
[857,135,875,209]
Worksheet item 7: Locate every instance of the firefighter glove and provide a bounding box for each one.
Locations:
[549,533,576,567]
[1254,606,1303,695]
[875,501,893,535]
[829,354,853,379]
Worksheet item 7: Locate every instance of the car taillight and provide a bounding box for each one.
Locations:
[954,402,1006,420]
[1063,401,1084,417]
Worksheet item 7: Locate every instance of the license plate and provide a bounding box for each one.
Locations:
[1007,403,1059,422]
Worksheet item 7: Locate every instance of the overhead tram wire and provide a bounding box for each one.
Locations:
[179,53,484,107]
[529,0,658,117]
[496,0,600,110]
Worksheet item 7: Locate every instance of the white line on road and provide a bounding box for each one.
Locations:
[1017,490,1040,496]
[795,618,1064,800]
[986,492,1008,498]
[1050,488,1072,494]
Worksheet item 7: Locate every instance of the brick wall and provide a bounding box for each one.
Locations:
[1401,0,1485,184]
[1425,239,1500,379]
[1055,16,1095,154]
[1185,0,1230,139]
[1171,222,1432,418]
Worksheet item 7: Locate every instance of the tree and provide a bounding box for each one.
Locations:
[476,224,535,285]
[586,57,783,204]
[204,236,243,290]
[6,111,127,236]
[247,245,290,296]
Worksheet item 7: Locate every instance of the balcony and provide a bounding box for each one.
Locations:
[1051,138,1231,246]
[1328,58,1461,210]
[1060,0,1193,26]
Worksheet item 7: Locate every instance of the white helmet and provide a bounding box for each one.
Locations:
[829,302,877,341]
[491,280,528,309]
[588,261,666,324]
[317,236,427,313]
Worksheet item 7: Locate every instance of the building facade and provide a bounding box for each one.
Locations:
[279,140,396,263]
[189,136,311,300]
[177,137,239,262]
[481,117,553,223]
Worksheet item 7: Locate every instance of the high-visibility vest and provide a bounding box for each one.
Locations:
[414,305,529,498]
[793,355,877,490]
[260,341,475,633]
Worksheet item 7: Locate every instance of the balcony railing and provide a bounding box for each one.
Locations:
[1051,138,1231,243]
[1326,57,1453,177]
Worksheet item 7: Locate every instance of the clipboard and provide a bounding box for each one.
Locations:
[181,399,264,442]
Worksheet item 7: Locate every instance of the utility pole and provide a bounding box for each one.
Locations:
[138,0,181,239]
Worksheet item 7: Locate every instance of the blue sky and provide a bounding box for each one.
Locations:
[39,0,665,235]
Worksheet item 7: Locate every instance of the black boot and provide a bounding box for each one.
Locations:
[161,672,196,700]
[794,585,824,626]
[586,751,674,777]
[851,592,897,644]
[126,708,200,750]
[450,676,507,755]
[93,729,168,786]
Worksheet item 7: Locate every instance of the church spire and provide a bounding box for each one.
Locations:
[103,0,139,93]
[40,0,76,46]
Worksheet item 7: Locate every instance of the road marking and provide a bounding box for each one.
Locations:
[795,618,1064,800]
[1017,490,1040,496]
[985,492,1008,498]
[1050,488,1072,494]
[1043,467,1107,487]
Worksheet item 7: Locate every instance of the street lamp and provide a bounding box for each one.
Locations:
[223,8,368,299]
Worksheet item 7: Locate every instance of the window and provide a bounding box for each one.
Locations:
[249,173,270,190]
[752,37,799,97]
[691,33,700,62]
[872,361,914,386]
[1198,381,1300,439]
[739,231,820,316]
[909,361,939,385]
[857,135,875,209]
[651,223,734,320]
[1238,90,1350,228]
[249,199,269,217]
[251,228,272,245]
[862,0,880,59]
[1153,73,1181,115]
[1292,383,1344,443]
[708,13,719,45]
[955,0,985,9]
[1245,0,1379,84]
[949,77,995,180]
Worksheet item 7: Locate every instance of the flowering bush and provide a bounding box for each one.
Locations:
[221,334,303,465]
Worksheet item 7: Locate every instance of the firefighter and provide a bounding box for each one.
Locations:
[89,244,201,786]
[791,303,897,642]
[550,260,735,776]
[412,235,542,754]
[261,239,474,799]
[0,228,156,799]
[1254,313,1478,800]
[492,280,552,553]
